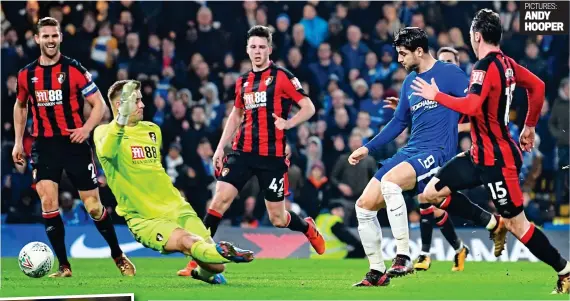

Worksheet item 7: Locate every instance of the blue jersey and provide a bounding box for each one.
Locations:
[365,61,469,160]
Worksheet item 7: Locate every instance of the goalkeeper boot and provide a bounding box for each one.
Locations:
[216,241,254,263]
[552,273,570,294]
[387,255,414,277]
[353,270,390,287]
[304,217,326,255]
[49,264,72,278]
[177,260,198,277]
[114,254,136,276]
[414,254,431,271]
[489,216,508,257]
[451,246,470,272]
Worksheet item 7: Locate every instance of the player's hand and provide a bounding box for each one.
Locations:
[12,142,25,166]
[383,96,400,110]
[411,77,440,100]
[338,183,353,197]
[519,126,536,152]
[213,148,225,176]
[272,113,290,130]
[66,127,90,143]
[117,81,138,125]
[348,146,369,165]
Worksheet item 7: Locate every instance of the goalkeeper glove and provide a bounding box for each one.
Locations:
[117,81,138,126]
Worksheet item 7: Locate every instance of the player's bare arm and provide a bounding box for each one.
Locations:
[272,97,315,130]
[214,106,244,173]
[67,90,106,143]
[12,99,28,166]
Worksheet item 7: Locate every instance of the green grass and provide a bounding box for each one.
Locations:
[0,258,567,300]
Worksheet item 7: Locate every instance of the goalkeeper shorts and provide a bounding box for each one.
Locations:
[126,202,211,254]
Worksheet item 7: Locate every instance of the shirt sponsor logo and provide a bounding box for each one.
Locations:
[471,70,486,85]
[131,146,146,160]
[411,99,438,112]
[35,89,63,106]
[244,91,267,110]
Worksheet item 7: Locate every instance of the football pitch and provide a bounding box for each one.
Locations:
[0,258,567,300]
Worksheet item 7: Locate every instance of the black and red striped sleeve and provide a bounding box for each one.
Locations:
[69,60,98,97]
[234,77,244,109]
[278,68,308,103]
[434,59,497,115]
[509,58,544,127]
[16,69,29,103]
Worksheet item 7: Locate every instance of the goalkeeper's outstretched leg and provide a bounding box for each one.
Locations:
[164,228,254,264]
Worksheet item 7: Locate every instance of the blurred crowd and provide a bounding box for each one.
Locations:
[1,1,568,228]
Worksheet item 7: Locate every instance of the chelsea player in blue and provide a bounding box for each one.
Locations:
[350,27,469,287]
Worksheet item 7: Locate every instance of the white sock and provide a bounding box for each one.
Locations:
[355,204,386,273]
[381,180,411,258]
[558,262,570,275]
[485,215,498,230]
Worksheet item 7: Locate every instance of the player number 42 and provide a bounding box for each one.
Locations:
[269,178,284,194]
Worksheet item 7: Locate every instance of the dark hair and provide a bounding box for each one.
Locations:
[36,17,60,34]
[437,46,459,61]
[247,25,272,46]
[471,9,502,45]
[393,27,428,52]
[108,80,141,102]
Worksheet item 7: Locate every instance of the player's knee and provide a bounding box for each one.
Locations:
[269,213,287,228]
[433,207,445,218]
[423,186,439,204]
[380,180,401,196]
[40,195,59,211]
[83,196,103,218]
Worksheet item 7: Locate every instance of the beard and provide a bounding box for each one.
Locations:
[404,62,419,72]
[41,44,59,59]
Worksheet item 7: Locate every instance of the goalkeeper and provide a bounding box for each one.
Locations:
[94,80,254,284]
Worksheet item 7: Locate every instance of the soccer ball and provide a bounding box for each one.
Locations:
[18,242,54,278]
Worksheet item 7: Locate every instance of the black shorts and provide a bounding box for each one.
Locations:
[218,151,288,202]
[435,151,523,218]
[31,137,98,191]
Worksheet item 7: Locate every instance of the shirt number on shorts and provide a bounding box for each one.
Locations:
[269,178,284,197]
[487,181,508,205]
[417,155,435,169]
[88,163,97,183]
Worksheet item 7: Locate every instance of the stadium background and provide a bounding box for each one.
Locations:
[1,1,568,245]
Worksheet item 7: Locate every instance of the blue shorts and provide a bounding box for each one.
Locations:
[374,150,448,195]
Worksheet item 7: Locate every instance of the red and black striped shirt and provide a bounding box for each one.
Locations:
[434,51,544,169]
[17,55,99,138]
[232,62,308,157]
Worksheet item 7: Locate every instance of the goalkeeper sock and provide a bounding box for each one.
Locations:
[92,207,123,259]
[190,240,230,264]
[194,266,216,281]
[419,203,434,254]
[43,210,70,267]
[435,211,462,251]
[204,209,223,237]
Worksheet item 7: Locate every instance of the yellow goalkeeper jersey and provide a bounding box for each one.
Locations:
[93,120,186,219]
